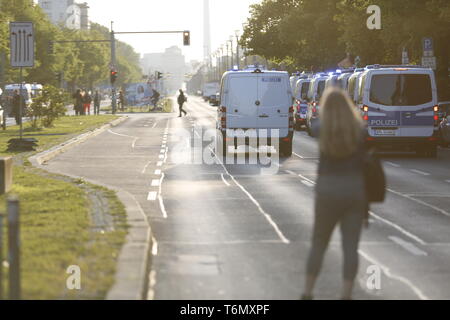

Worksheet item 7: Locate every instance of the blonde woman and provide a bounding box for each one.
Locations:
[302,88,368,300]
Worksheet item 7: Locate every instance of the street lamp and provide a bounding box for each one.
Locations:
[242,23,248,67]
[235,30,240,69]
[229,36,234,69]
[224,43,229,71]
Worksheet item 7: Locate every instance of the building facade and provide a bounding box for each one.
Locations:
[38,0,89,30]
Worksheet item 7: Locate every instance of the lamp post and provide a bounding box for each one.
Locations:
[229,36,234,69]
[235,30,240,69]
[224,43,229,71]
[242,22,248,67]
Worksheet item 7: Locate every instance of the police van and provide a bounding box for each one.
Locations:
[305,73,328,137]
[216,68,294,157]
[293,75,312,130]
[356,65,439,157]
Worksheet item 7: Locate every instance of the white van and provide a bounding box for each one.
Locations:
[305,73,328,136]
[216,69,294,157]
[202,82,220,102]
[294,77,311,130]
[357,66,439,157]
[346,69,365,103]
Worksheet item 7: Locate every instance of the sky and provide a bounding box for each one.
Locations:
[86,0,261,62]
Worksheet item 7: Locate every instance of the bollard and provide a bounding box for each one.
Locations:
[0,213,3,300]
[7,196,20,300]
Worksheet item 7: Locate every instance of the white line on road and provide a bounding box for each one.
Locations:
[107,129,138,148]
[293,152,304,159]
[147,191,157,201]
[221,173,231,187]
[211,148,290,244]
[158,173,167,219]
[301,180,315,187]
[410,169,430,176]
[358,250,429,300]
[388,236,428,256]
[385,161,401,168]
[160,149,165,154]
[158,154,164,159]
[154,169,161,175]
[369,211,426,245]
[141,160,152,174]
[388,188,450,217]
[157,161,163,167]
[151,179,160,187]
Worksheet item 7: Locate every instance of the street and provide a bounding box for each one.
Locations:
[43,96,450,300]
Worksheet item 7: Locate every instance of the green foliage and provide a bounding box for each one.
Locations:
[0,0,142,89]
[241,0,450,82]
[29,85,69,128]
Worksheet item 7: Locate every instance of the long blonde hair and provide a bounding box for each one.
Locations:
[319,88,364,158]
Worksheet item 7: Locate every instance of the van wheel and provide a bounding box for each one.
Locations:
[279,140,292,157]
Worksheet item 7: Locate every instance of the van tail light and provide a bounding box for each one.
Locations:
[289,106,294,113]
[433,105,439,126]
[312,107,317,114]
[220,106,227,128]
[289,106,294,130]
[220,106,227,113]
[362,105,369,122]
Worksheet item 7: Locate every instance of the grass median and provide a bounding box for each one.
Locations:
[0,115,128,299]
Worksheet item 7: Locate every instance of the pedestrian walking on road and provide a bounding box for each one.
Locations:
[94,90,101,115]
[82,90,92,115]
[12,90,24,125]
[177,89,187,117]
[302,88,368,300]
[72,89,83,116]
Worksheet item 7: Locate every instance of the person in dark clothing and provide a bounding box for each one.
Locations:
[94,90,101,115]
[72,89,83,116]
[82,91,92,115]
[177,89,187,117]
[151,89,160,107]
[302,88,368,300]
[118,90,125,111]
[12,90,24,125]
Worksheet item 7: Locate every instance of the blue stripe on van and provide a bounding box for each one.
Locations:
[367,106,434,127]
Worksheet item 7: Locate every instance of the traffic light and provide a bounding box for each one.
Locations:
[110,69,118,84]
[156,71,163,80]
[48,41,54,54]
[183,31,190,46]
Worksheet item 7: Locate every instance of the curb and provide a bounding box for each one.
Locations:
[29,116,153,300]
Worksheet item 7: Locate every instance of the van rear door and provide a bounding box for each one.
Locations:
[256,74,290,129]
[226,75,258,129]
[368,72,435,137]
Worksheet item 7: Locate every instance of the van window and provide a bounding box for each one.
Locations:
[228,76,258,107]
[369,74,433,106]
[348,77,356,100]
[259,76,288,106]
[300,82,310,99]
[358,74,366,105]
[316,80,325,101]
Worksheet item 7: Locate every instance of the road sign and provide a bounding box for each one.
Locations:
[423,37,433,52]
[9,22,34,68]
[422,56,437,70]
[402,48,409,65]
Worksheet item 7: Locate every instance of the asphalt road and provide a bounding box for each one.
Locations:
[44,96,450,300]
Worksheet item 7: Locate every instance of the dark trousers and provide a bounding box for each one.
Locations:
[94,103,100,115]
[306,195,365,281]
[178,103,187,117]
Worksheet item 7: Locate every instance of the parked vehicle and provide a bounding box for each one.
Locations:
[293,77,311,130]
[356,65,439,157]
[305,73,328,136]
[324,72,340,90]
[209,92,220,106]
[3,83,32,117]
[438,101,450,147]
[337,69,355,90]
[346,68,365,104]
[216,68,294,157]
[202,82,220,102]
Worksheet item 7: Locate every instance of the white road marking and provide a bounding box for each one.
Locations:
[301,180,315,187]
[385,161,401,168]
[369,211,426,245]
[158,154,164,159]
[293,152,304,159]
[152,121,158,129]
[388,236,428,256]
[410,169,430,176]
[147,191,157,201]
[157,161,163,167]
[141,160,152,174]
[221,173,231,187]
[358,250,429,300]
[160,149,165,154]
[211,147,290,244]
[158,194,167,218]
[154,169,161,175]
[388,188,450,217]
[151,236,158,255]
[151,179,160,187]
[107,129,138,148]
[147,270,157,300]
